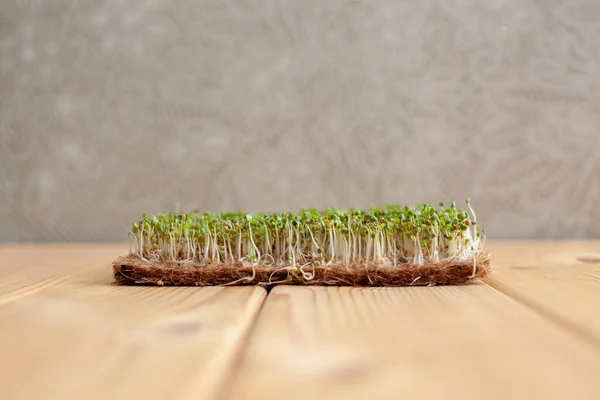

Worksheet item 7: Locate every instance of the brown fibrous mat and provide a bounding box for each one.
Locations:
[112,254,491,286]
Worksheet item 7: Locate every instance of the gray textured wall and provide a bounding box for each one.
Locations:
[1,0,600,242]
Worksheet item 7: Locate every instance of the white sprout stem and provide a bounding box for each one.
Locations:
[139,224,146,259]
[204,233,210,261]
[131,200,486,269]
[306,225,320,257]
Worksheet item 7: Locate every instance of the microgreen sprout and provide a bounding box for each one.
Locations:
[129,199,486,268]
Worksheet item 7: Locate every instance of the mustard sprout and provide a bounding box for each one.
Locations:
[129,199,486,268]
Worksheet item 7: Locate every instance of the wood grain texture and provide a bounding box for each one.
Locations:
[486,240,600,269]
[228,284,600,400]
[0,265,267,400]
[0,244,126,304]
[485,241,600,345]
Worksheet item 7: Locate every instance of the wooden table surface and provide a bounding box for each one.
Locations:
[1,241,600,400]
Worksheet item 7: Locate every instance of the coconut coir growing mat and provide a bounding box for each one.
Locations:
[112,200,491,287]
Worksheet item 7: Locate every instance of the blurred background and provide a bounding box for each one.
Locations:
[1,0,599,243]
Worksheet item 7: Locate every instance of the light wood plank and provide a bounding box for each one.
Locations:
[0,244,127,304]
[228,285,600,400]
[485,241,600,344]
[0,266,267,400]
[486,240,600,269]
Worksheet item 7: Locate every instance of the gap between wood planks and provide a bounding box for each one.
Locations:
[0,244,128,306]
[0,266,267,400]
[225,285,600,400]
[0,245,267,400]
[219,241,600,399]
[481,240,600,350]
[482,279,600,351]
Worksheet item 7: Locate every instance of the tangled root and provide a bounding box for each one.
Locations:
[112,254,491,287]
